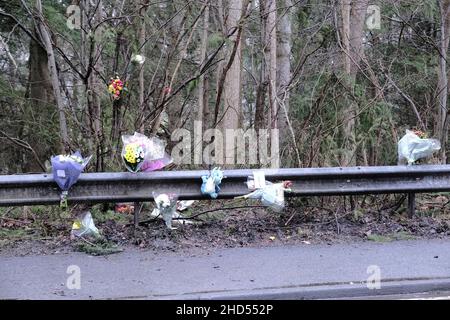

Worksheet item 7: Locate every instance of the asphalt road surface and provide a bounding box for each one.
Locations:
[1,239,449,299]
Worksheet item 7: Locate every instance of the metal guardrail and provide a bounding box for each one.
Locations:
[1,165,450,220]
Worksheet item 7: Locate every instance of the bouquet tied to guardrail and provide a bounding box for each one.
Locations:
[236,179,293,212]
[51,151,92,208]
[121,132,172,173]
[398,129,441,165]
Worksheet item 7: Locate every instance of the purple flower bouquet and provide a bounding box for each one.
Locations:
[51,151,92,207]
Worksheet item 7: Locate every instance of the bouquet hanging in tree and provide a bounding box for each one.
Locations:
[51,151,92,208]
[108,76,127,100]
[131,54,146,65]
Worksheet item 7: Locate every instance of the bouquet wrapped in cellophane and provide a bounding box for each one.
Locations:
[121,132,172,173]
[236,179,293,212]
[398,129,440,165]
[51,151,92,207]
[152,192,179,230]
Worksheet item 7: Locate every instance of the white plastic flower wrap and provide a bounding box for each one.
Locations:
[152,192,179,230]
[131,54,146,65]
[150,200,195,226]
[398,130,441,165]
[121,132,172,173]
[236,179,293,212]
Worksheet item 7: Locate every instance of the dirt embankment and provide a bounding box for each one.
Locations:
[1,194,450,256]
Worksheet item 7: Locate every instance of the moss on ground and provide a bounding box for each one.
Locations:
[73,237,123,256]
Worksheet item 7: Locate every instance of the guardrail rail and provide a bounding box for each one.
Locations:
[2,165,450,225]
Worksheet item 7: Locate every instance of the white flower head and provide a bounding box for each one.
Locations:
[155,194,170,208]
[131,54,146,65]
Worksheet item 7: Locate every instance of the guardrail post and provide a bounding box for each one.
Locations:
[134,202,140,228]
[408,193,415,218]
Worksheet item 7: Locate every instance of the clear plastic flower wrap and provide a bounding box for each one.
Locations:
[398,130,441,165]
[152,192,179,230]
[51,151,92,207]
[236,180,293,212]
[177,200,196,211]
[121,132,172,172]
[70,212,100,239]
[150,199,195,227]
[141,154,173,172]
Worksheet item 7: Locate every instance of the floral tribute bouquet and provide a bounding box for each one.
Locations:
[235,180,293,212]
[398,129,441,165]
[70,211,100,240]
[108,76,127,100]
[149,199,195,227]
[153,193,178,230]
[121,132,172,173]
[51,151,92,208]
[131,54,145,65]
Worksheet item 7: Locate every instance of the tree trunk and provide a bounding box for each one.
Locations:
[338,0,369,166]
[437,0,450,163]
[26,30,53,110]
[339,0,352,75]
[255,0,268,132]
[266,0,277,129]
[197,2,210,130]
[166,2,187,137]
[23,30,54,172]
[222,0,244,132]
[84,0,105,171]
[349,0,369,78]
[276,0,292,131]
[137,0,149,133]
[35,0,69,153]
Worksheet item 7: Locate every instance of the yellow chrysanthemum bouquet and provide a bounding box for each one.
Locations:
[121,132,171,173]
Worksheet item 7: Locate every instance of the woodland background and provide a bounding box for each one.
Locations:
[1,0,449,174]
